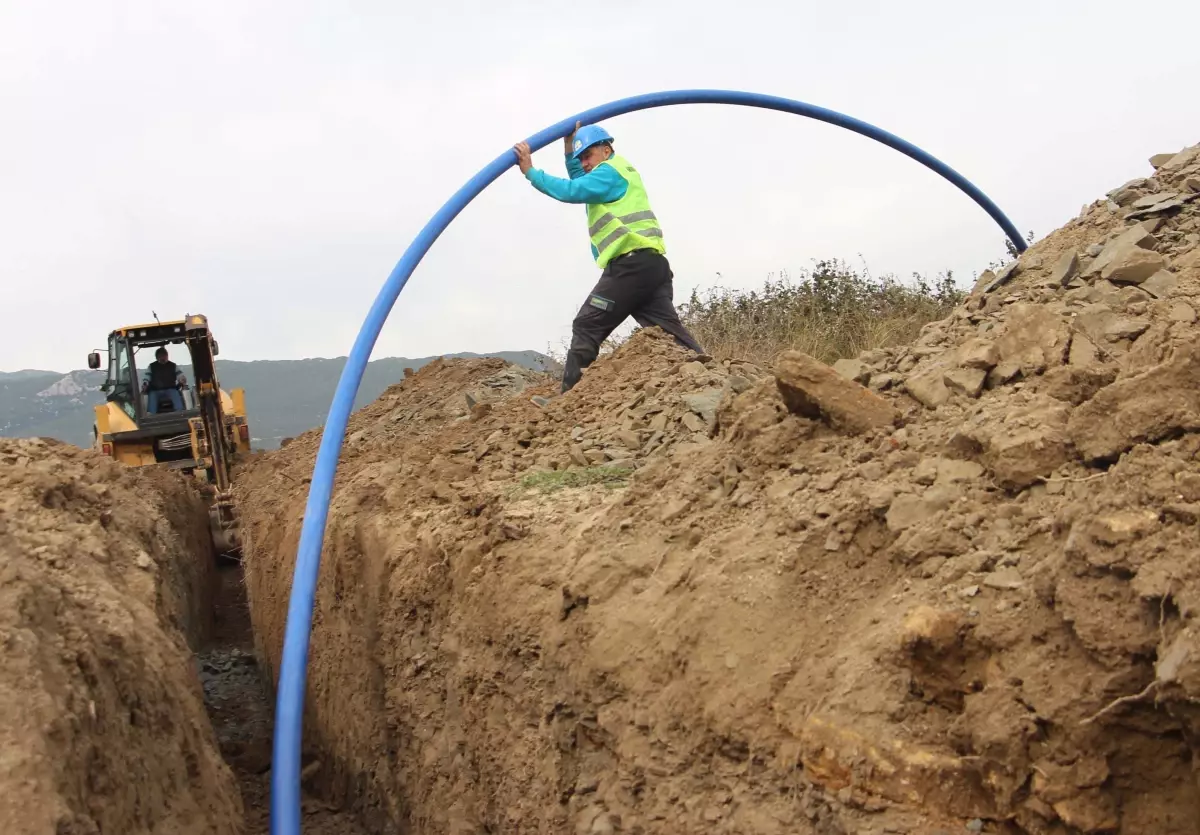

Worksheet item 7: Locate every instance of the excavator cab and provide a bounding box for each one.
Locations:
[91,314,250,555]
[91,331,194,457]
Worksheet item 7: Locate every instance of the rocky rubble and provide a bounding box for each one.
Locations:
[301,339,776,482]
[238,141,1200,835]
[512,347,771,472]
[834,143,1200,476]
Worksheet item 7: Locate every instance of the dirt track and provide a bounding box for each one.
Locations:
[236,142,1200,834]
[4,142,1200,835]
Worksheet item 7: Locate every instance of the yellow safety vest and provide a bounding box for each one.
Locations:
[585,154,666,268]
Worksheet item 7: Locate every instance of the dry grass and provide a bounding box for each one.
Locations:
[676,259,965,367]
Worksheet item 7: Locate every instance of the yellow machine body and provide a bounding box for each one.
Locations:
[88,314,251,555]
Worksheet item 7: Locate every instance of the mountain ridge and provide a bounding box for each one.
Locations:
[0,351,555,450]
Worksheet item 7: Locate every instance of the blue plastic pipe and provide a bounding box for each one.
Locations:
[269,89,1027,834]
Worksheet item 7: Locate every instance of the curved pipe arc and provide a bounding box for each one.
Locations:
[270,89,1027,834]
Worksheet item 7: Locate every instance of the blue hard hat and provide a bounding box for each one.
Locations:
[571,124,614,159]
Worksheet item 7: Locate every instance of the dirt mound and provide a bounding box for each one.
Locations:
[239,141,1200,834]
[0,438,243,835]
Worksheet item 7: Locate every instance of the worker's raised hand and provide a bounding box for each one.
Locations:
[564,121,581,155]
[513,141,533,175]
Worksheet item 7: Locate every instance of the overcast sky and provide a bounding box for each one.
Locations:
[3,1,1198,372]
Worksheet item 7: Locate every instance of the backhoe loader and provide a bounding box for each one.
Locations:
[89,314,250,555]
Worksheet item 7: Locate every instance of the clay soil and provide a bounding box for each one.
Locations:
[0,438,243,834]
[237,143,1200,834]
[0,437,371,835]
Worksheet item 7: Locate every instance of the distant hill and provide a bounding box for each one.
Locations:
[0,369,61,380]
[0,351,554,450]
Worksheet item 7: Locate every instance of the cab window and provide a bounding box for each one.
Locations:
[109,336,138,421]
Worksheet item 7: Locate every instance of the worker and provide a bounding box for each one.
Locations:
[513,122,703,393]
[141,347,187,413]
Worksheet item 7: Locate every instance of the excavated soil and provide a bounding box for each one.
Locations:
[239,142,1200,835]
[0,438,243,834]
[0,438,372,835]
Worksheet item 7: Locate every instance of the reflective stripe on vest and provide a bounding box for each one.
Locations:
[584,154,666,268]
[592,211,663,252]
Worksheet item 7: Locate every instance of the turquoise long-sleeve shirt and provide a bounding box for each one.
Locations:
[524,153,629,204]
[525,153,630,260]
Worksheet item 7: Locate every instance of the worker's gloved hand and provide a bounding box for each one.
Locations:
[564,120,580,156]
[140,382,148,394]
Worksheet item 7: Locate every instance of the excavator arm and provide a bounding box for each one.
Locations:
[183,314,240,554]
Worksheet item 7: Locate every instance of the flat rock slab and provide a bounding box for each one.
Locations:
[1099,242,1168,284]
[994,303,1072,374]
[832,358,870,383]
[775,351,899,434]
[1088,227,1157,276]
[1170,302,1197,324]
[956,338,999,371]
[1131,192,1180,210]
[982,260,1020,294]
[944,367,986,398]
[1177,248,1200,270]
[983,567,1024,590]
[1048,250,1080,287]
[1069,341,1200,462]
[955,396,1072,489]
[682,388,723,424]
[1141,270,1178,300]
[905,363,952,408]
[1127,194,1199,220]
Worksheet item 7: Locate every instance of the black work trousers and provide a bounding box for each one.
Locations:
[561,248,703,392]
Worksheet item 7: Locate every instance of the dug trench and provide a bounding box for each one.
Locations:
[203,559,373,834]
[236,141,1200,835]
[0,437,369,834]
